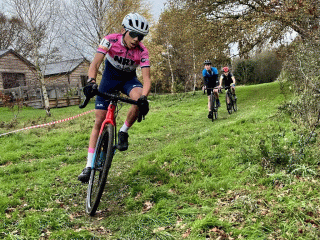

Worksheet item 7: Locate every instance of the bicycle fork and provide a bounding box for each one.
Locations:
[92,103,117,170]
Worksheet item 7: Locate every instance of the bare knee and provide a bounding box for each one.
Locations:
[129,87,143,101]
[93,110,107,130]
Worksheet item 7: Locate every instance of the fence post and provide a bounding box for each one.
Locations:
[67,85,70,106]
[55,86,58,108]
[18,86,22,99]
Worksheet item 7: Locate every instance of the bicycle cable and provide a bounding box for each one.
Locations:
[115,102,123,119]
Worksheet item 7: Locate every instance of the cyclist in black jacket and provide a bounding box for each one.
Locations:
[219,66,236,96]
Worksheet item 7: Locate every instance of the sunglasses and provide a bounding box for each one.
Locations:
[129,31,144,41]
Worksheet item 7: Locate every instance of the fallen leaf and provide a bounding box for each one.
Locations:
[143,201,154,212]
[153,227,166,233]
[182,228,191,238]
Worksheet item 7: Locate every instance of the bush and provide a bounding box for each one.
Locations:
[232,50,283,85]
[279,40,320,131]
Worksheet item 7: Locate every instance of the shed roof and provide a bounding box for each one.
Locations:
[43,58,89,77]
[0,49,36,69]
[0,49,10,56]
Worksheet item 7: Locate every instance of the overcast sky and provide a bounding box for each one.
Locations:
[150,0,167,21]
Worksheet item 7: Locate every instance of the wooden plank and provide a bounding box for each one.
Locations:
[24,99,43,109]
[69,97,80,105]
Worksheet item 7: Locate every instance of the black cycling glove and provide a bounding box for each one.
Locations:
[83,79,97,98]
[137,95,149,122]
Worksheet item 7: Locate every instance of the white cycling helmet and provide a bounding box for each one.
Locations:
[122,13,149,36]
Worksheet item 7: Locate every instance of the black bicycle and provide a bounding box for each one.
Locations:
[79,85,143,216]
[225,86,237,114]
[208,87,219,121]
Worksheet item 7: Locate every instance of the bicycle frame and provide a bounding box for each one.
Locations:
[99,101,117,135]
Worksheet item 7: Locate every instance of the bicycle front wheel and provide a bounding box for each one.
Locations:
[226,92,233,114]
[213,101,218,120]
[86,124,115,216]
[233,96,237,112]
[210,93,216,121]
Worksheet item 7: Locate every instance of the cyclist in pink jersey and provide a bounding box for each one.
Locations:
[78,13,151,183]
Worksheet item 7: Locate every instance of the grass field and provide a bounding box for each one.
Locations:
[0,82,319,239]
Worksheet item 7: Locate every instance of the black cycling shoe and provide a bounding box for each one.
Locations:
[208,111,213,119]
[78,167,91,183]
[117,131,129,151]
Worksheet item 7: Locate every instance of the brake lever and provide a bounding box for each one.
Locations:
[79,84,98,109]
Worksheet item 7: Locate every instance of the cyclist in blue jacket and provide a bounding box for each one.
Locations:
[202,59,220,119]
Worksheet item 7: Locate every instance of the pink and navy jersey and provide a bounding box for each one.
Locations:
[97,33,150,72]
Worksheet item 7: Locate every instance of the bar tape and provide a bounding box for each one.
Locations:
[0,109,94,137]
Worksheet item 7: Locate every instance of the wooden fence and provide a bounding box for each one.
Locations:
[0,85,82,109]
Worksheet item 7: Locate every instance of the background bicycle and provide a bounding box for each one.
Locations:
[208,87,220,121]
[225,86,237,114]
[79,85,143,216]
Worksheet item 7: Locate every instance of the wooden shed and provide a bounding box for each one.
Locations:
[0,49,38,91]
[43,58,90,89]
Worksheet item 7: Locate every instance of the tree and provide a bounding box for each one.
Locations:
[64,0,152,58]
[186,0,320,58]
[8,0,62,116]
[151,0,231,93]
[0,13,21,48]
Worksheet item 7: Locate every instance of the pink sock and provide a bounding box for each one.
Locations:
[88,147,95,153]
[86,148,95,168]
[120,121,132,133]
[125,121,132,127]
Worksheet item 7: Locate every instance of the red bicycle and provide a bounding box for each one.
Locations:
[79,84,142,216]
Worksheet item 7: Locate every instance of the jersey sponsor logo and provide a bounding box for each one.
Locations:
[114,55,135,66]
[99,38,111,51]
[141,58,148,63]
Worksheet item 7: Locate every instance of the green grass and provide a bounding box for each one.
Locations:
[0,82,319,239]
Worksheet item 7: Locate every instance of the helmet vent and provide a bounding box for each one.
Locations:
[141,22,145,29]
[128,19,133,27]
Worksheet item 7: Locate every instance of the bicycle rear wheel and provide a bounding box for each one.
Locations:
[86,124,115,216]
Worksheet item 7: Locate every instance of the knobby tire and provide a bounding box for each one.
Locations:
[233,96,237,112]
[213,103,218,120]
[226,91,233,114]
[86,124,114,216]
[210,93,218,121]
